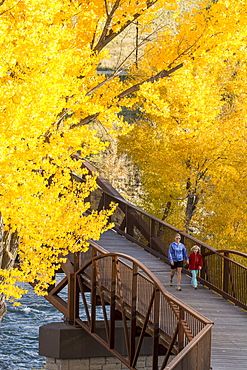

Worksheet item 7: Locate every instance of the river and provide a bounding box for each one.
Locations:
[0,281,66,370]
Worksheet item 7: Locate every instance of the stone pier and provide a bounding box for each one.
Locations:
[39,322,166,370]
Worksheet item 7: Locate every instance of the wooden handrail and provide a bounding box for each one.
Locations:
[45,241,213,370]
[79,161,247,311]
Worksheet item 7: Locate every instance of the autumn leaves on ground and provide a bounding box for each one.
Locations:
[0,0,246,307]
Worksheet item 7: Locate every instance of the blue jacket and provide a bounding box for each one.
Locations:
[168,242,188,262]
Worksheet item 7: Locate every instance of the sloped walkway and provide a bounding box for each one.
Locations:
[97,229,247,370]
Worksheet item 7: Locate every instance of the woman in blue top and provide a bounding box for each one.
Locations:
[168,233,189,291]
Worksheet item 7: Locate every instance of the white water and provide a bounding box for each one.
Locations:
[0,283,63,370]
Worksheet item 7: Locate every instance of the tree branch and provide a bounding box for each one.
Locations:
[71,63,183,128]
[0,0,21,16]
[118,62,183,99]
[93,0,159,52]
[94,0,122,51]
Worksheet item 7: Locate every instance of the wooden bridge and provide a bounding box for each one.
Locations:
[43,162,247,370]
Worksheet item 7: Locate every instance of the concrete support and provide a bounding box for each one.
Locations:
[39,322,167,370]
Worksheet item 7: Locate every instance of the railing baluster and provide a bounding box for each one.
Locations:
[152,286,160,370]
[130,263,138,367]
[109,255,117,349]
[74,252,80,322]
[91,257,97,333]
[223,251,229,294]
[178,307,185,351]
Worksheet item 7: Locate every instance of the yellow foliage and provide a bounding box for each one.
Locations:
[119,0,247,253]
[2,0,247,302]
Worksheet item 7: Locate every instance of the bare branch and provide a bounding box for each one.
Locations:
[104,0,109,17]
[0,0,21,16]
[71,63,183,128]
[95,0,122,51]
[94,0,159,52]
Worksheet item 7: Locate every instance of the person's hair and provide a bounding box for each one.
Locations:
[175,233,181,238]
[191,245,200,252]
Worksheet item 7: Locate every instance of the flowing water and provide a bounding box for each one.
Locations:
[0,277,105,370]
[0,281,66,370]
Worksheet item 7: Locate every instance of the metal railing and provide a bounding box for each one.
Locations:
[80,161,247,311]
[45,241,213,370]
[41,160,247,369]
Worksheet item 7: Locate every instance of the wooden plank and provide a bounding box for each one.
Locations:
[97,229,247,370]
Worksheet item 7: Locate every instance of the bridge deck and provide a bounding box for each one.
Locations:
[97,229,247,370]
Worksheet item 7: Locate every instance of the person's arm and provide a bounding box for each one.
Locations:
[198,254,203,269]
[183,245,189,264]
[188,253,192,269]
[168,244,174,264]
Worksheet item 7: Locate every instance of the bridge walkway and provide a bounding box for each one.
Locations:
[97,229,247,370]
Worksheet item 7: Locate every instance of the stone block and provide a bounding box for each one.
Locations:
[59,362,69,370]
[54,359,69,370]
[89,356,106,365]
[105,357,121,364]
[145,355,154,366]
[120,365,129,370]
[46,357,56,364]
[136,359,146,367]
[102,363,122,370]
[68,358,91,370]
[89,365,103,370]
[70,358,90,367]
[45,362,60,370]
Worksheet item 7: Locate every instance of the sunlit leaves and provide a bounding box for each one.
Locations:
[119,0,247,252]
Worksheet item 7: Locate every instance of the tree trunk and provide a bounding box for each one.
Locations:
[0,214,19,321]
[185,193,199,232]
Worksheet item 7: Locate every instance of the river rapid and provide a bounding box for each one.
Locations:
[0,282,64,370]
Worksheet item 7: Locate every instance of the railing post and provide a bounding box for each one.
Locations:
[97,191,105,213]
[91,249,97,333]
[126,205,134,237]
[65,254,81,324]
[178,308,184,351]
[74,252,80,323]
[130,263,138,366]
[223,252,230,294]
[200,245,206,280]
[150,219,155,249]
[110,255,117,349]
[67,272,75,323]
[152,286,160,370]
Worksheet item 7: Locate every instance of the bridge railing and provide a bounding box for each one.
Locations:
[46,241,213,370]
[79,161,247,311]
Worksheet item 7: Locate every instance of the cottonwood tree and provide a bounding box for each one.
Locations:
[0,0,193,304]
[1,0,246,307]
[119,1,247,252]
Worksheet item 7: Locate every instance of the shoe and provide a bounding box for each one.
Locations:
[176,286,181,291]
[194,286,197,290]
[170,280,173,286]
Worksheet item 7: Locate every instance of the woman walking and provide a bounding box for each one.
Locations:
[168,233,189,291]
